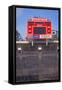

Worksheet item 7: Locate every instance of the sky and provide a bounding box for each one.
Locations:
[16,8,59,39]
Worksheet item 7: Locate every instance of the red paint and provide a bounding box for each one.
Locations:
[27,18,52,39]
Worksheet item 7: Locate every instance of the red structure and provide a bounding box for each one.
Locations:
[27,17,52,40]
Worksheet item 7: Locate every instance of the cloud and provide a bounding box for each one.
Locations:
[16,8,23,17]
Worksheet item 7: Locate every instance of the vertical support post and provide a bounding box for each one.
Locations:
[46,39,48,46]
[31,40,34,46]
[38,47,42,80]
